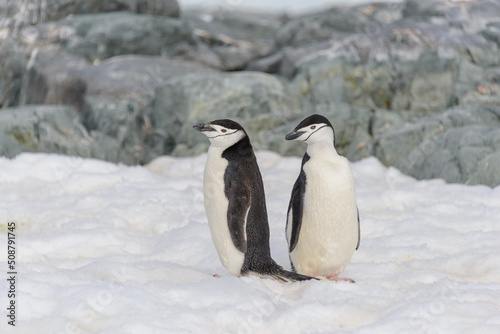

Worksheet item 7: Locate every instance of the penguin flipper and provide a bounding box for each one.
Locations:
[226,179,251,253]
[356,207,360,250]
[287,161,307,253]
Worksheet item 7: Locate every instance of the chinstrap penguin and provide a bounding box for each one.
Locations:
[285,114,360,282]
[194,119,314,282]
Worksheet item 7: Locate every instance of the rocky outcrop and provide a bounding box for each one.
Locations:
[19,50,88,110]
[81,55,216,98]
[0,39,26,108]
[30,12,192,61]
[375,98,500,185]
[183,11,281,70]
[1,0,500,187]
[0,105,92,158]
[150,71,302,156]
[1,0,179,28]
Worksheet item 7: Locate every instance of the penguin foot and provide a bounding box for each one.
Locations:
[326,274,355,283]
[213,274,222,279]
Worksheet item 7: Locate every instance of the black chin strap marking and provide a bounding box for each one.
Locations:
[207,131,238,140]
[304,124,328,142]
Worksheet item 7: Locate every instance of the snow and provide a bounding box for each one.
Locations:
[1,151,500,333]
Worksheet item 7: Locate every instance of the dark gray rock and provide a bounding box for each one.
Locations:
[469,151,500,186]
[263,37,361,79]
[0,38,26,108]
[0,103,156,164]
[403,0,500,33]
[183,11,280,70]
[247,4,403,76]
[28,12,192,61]
[150,71,302,156]
[18,50,89,110]
[481,22,500,48]
[375,102,500,186]
[411,125,500,186]
[402,0,449,19]
[245,50,284,75]
[275,3,402,48]
[390,49,457,112]
[80,55,216,99]
[0,105,92,157]
[289,57,350,108]
[77,55,217,163]
[1,0,179,28]
[285,39,495,113]
[134,0,180,17]
[81,95,153,164]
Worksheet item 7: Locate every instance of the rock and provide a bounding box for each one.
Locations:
[2,0,500,188]
[403,0,500,33]
[80,55,216,99]
[131,0,180,17]
[2,0,179,28]
[469,151,500,186]
[411,125,500,186]
[481,22,500,48]
[374,102,500,186]
[289,57,350,107]
[274,38,361,79]
[19,50,89,110]
[453,60,485,103]
[183,11,280,70]
[0,38,26,108]
[78,55,217,163]
[245,50,284,75]
[274,3,402,48]
[391,49,457,112]
[28,12,192,62]
[150,71,302,157]
[0,103,156,164]
[81,95,153,164]
[343,62,394,109]
[283,39,494,113]
[0,105,92,158]
[402,0,449,19]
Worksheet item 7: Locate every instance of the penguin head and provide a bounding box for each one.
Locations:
[193,119,247,148]
[285,114,335,145]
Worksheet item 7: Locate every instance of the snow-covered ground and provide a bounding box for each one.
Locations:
[1,152,500,333]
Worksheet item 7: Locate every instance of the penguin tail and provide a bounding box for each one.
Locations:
[242,258,317,282]
[271,268,317,282]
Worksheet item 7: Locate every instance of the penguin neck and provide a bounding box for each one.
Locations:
[221,136,254,161]
[306,140,339,159]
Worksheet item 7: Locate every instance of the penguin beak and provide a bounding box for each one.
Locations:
[285,130,305,141]
[193,123,215,132]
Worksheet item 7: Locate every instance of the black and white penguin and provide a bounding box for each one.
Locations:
[194,119,313,282]
[285,114,360,282]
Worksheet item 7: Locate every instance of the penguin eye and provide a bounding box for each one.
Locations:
[221,129,227,133]
[311,126,316,130]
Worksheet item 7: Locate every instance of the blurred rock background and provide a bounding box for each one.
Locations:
[1,0,499,186]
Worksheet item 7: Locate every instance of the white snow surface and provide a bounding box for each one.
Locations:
[1,152,500,333]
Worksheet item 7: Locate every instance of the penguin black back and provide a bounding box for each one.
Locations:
[221,136,275,275]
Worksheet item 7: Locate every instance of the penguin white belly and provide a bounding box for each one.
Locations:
[203,148,245,276]
[291,156,358,277]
